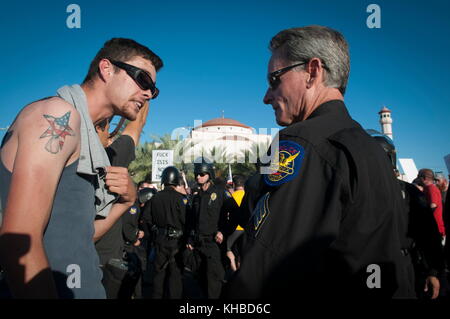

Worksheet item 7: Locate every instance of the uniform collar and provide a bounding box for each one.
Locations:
[163,187,176,193]
[280,99,358,145]
[200,182,215,194]
[307,99,348,120]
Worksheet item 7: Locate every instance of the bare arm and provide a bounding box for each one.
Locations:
[93,166,136,242]
[0,99,80,298]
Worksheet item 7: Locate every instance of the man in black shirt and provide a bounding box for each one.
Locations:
[94,102,151,298]
[225,25,415,299]
[94,119,137,267]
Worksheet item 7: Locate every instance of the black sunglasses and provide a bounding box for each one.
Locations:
[110,60,159,99]
[267,62,306,90]
[196,172,208,177]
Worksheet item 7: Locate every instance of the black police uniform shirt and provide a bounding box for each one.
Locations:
[226,100,415,299]
[189,183,227,237]
[95,135,136,265]
[145,187,187,242]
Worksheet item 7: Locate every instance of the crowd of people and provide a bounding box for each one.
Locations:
[0,25,449,300]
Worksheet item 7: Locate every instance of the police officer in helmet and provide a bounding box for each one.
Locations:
[186,158,227,299]
[144,166,186,299]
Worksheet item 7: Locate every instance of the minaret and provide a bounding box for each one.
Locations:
[378,106,393,140]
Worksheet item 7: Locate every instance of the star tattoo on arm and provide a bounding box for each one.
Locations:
[39,111,75,154]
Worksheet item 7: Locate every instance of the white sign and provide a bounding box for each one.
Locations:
[444,154,450,175]
[152,150,174,182]
[398,158,418,183]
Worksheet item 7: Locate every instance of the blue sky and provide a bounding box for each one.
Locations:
[0,0,449,174]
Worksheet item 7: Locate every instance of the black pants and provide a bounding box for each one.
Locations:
[152,241,183,299]
[127,245,147,299]
[196,239,225,299]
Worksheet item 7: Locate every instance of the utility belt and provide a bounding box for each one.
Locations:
[191,232,215,246]
[151,225,183,240]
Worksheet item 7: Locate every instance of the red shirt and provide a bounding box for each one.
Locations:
[424,184,445,236]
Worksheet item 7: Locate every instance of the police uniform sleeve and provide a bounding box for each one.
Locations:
[122,204,140,244]
[219,197,239,237]
[184,196,196,241]
[175,193,186,229]
[140,200,153,241]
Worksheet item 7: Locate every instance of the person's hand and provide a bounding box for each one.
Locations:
[137,230,144,239]
[133,239,141,247]
[105,166,136,205]
[215,231,223,244]
[424,275,440,299]
[136,100,150,125]
[186,244,194,250]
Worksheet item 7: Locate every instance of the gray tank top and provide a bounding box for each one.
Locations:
[0,159,105,299]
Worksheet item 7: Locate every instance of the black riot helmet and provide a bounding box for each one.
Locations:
[138,187,157,205]
[366,129,397,170]
[161,166,181,186]
[194,159,215,180]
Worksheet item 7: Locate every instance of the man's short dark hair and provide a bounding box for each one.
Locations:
[418,168,435,181]
[83,38,163,84]
[137,180,152,189]
[232,175,246,188]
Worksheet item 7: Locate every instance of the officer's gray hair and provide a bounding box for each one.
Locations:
[270,25,350,95]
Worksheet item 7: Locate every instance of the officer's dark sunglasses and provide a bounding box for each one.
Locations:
[196,172,208,177]
[267,62,306,90]
[110,60,159,99]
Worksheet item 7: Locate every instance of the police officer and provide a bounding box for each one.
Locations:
[224,25,415,299]
[371,131,445,299]
[145,166,186,299]
[186,159,227,299]
[119,183,156,299]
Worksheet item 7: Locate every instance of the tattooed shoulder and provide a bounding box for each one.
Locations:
[39,111,76,154]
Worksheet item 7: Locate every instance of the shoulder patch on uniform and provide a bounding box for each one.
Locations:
[263,140,305,187]
[129,207,137,215]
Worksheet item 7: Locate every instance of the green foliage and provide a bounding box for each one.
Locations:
[128,134,272,185]
[128,142,155,183]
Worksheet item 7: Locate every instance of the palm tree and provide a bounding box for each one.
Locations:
[150,133,183,150]
[129,134,189,183]
[128,141,155,183]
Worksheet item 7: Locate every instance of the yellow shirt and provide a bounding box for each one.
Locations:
[232,190,245,230]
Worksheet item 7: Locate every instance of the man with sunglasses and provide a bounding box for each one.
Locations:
[224,26,415,299]
[0,38,163,298]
